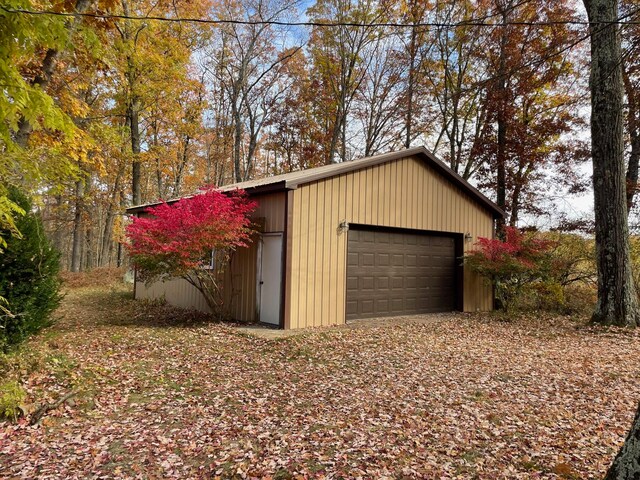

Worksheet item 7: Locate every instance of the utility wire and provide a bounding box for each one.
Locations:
[2,5,640,28]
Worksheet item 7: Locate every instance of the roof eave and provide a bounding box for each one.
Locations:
[124,181,290,215]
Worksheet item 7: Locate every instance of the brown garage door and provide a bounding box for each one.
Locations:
[346,227,457,320]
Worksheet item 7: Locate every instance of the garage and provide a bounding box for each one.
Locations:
[131,146,502,328]
[346,226,460,320]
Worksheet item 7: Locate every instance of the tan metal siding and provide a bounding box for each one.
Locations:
[286,155,494,329]
[252,191,286,233]
[283,190,295,329]
[135,277,211,312]
[136,191,286,322]
[226,191,286,321]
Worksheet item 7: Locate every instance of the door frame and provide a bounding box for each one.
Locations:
[345,223,464,320]
[256,232,284,328]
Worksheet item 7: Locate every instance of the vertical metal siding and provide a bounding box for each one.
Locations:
[285,155,494,328]
[136,191,286,322]
[284,190,295,329]
[135,277,212,312]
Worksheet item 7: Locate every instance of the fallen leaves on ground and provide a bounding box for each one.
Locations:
[1,285,639,479]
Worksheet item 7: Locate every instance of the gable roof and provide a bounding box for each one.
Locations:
[126,146,505,218]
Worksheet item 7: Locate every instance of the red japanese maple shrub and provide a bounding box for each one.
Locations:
[126,187,257,313]
[464,227,555,311]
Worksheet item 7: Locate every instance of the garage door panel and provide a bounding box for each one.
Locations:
[391,298,404,313]
[361,231,375,243]
[361,276,374,291]
[392,234,405,245]
[376,232,390,243]
[361,253,375,266]
[361,299,374,313]
[391,276,404,289]
[346,300,358,315]
[346,227,457,320]
[376,299,389,313]
[405,297,417,310]
[376,253,390,266]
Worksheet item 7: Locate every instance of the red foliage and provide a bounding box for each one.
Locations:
[473,227,553,270]
[125,187,257,278]
[465,227,555,310]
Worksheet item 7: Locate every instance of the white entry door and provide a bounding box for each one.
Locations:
[259,233,283,325]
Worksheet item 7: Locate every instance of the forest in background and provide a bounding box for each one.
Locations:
[1,0,639,271]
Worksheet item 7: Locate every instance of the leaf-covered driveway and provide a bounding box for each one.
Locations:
[2,286,640,479]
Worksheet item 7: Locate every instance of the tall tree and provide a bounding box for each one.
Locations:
[0,0,102,245]
[473,0,584,229]
[308,0,383,163]
[423,0,488,180]
[263,49,325,172]
[354,34,405,157]
[621,0,640,213]
[111,0,211,205]
[398,0,431,149]
[12,0,95,149]
[583,0,639,327]
[207,0,300,182]
[595,0,640,474]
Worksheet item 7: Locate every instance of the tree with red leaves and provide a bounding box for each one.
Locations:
[126,187,257,313]
[464,226,554,311]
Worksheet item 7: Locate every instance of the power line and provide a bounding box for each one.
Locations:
[2,5,640,29]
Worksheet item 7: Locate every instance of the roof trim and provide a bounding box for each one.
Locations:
[125,146,505,218]
[125,181,288,214]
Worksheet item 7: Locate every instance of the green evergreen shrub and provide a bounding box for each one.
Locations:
[0,188,61,350]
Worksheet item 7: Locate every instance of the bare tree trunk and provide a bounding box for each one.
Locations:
[85,221,95,270]
[52,194,64,254]
[495,5,509,237]
[341,111,347,161]
[100,166,123,266]
[624,69,640,213]
[328,103,344,164]
[13,0,93,148]
[174,136,191,196]
[149,120,163,198]
[121,0,142,206]
[232,98,243,182]
[117,188,126,268]
[405,25,417,149]
[584,0,640,328]
[246,131,258,181]
[605,402,640,479]
[70,179,85,272]
[128,98,142,205]
[627,132,640,213]
[117,242,123,268]
[84,174,95,270]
